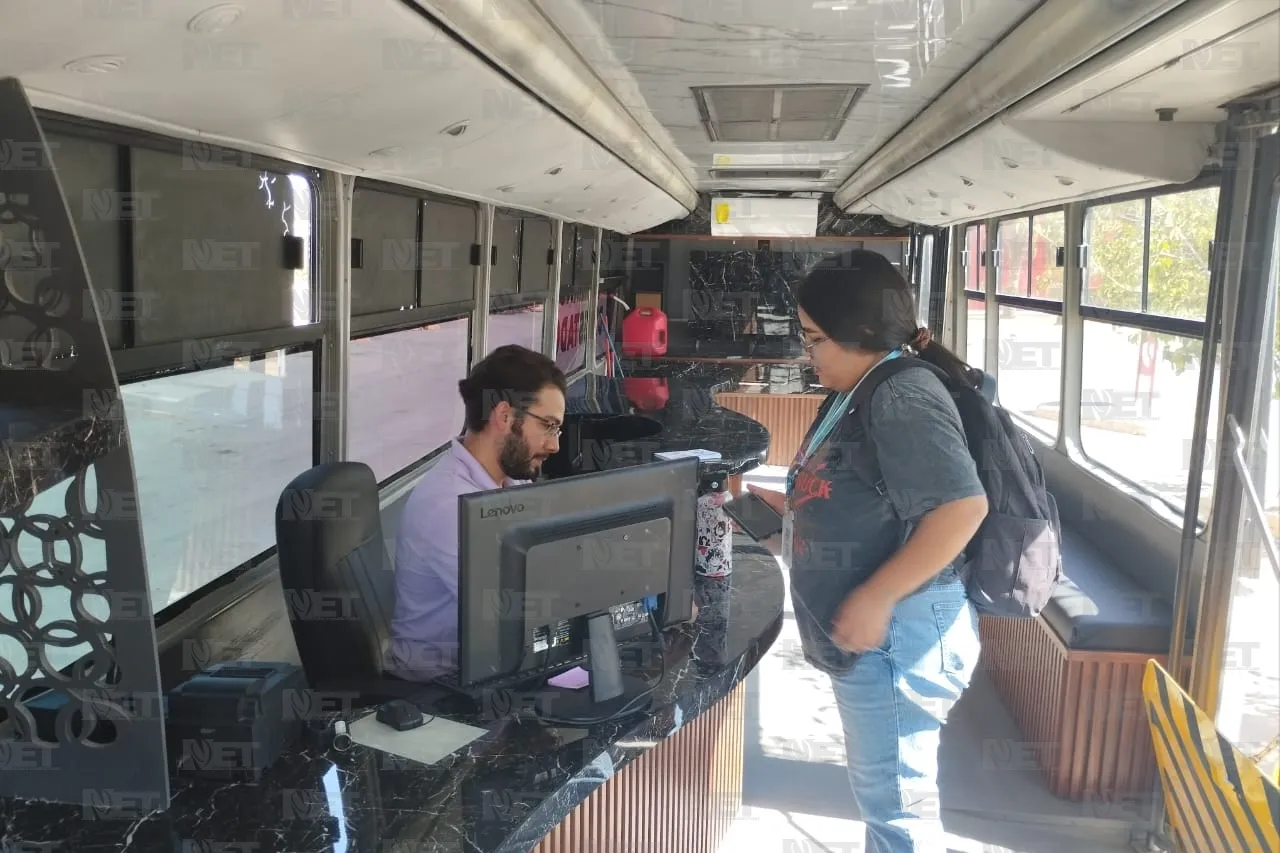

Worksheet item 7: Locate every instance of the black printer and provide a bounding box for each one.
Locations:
[166,661,306,781]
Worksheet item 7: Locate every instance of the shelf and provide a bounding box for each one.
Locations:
[1,403,125,515]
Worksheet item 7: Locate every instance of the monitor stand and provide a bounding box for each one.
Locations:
[535,612,655,726]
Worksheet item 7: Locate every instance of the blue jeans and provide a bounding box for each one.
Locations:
[827,573,981,853]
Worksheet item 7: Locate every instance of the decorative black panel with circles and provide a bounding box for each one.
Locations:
[0,76,169,806]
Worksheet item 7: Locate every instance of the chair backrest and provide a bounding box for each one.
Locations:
[275,462,395,692]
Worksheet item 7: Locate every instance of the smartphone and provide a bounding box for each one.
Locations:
[722,492,784,542]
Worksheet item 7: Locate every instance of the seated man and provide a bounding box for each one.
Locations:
[388,345,567,680]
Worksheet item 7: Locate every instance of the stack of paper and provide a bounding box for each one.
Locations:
[655,449,723,462]
[348,711,488,766]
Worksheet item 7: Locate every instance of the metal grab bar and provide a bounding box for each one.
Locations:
[1226,414,1280,580]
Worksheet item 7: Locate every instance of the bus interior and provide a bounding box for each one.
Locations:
[1,1,1278,852]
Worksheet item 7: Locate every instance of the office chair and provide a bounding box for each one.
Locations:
[275,461,414,705]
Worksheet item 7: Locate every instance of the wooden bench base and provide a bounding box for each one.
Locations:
[978,615,1180,803]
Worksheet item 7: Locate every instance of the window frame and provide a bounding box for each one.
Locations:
[141,339,323,627]
[29,112,607,661]
[35,111,327,383]
[515,213,557,300]
[351,176,481,338]
[27,113,330,636]
[484,299,547,356]
[1074,179,1222,519]
[1079,173,1222,336]
[949,174,1227,527]
[347,316,473,487]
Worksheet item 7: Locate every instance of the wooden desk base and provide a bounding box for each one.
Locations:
[714,393,826,467]
[531,682,747,853]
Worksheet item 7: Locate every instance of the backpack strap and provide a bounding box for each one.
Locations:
[790,389,840,472]
[845,357,950,514]
[847,356,940,415]
[797,358,956,503]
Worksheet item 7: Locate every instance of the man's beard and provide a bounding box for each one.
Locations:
[498,428,543,481]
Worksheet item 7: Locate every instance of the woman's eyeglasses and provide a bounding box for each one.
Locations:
[802,335,829,354]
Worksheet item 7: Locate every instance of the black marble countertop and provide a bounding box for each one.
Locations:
[566,364,770,479]
[601,361,768,479]
[0,543,783,853]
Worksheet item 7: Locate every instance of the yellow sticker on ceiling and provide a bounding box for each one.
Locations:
[714,202,730,224]
[713,154,732,166]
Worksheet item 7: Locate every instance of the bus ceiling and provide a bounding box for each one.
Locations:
[0,0,1276,232]
[842,0,1280,227]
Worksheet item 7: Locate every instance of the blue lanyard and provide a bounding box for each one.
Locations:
[786,349,903,497]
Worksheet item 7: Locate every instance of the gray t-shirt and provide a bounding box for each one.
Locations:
[788,366,985,674]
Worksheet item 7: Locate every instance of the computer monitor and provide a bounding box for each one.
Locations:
[456,457,699,723]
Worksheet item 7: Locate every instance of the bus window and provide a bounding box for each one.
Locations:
[966,296,986,369]
[1148,187,1216,320]
[16,345,317,674]
[287,174,314,326]
[1081,186,1221,515]
[993,212,1064,440]
[487,303,545,356]
[12,140,324,671]
[346,186,476,484]
[963,223,986,369]
[1031,211,1065,301]
[1084,198,1145,311]
[965,223,985,292]
[348,319,470,485]
[996,217,1029,296]
[998,305,1062,438]
[916,233,934,328]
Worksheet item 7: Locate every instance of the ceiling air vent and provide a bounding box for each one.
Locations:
[708,168,830,180]
[692,84,866,143]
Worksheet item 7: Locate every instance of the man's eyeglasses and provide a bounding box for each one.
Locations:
[522,410,563,439]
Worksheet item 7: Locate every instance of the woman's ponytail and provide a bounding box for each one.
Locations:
[908,326,979,388]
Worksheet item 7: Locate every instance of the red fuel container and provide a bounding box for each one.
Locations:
[621,307,668,357]
[622,377,669,412]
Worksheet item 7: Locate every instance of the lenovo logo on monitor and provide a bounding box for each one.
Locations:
[479,503,526,519]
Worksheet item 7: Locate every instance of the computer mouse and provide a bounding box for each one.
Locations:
[375,698,425,731]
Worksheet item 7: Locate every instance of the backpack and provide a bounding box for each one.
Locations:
[845,357,1063,619]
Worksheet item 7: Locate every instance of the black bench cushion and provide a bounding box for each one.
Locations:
[1041,527,1174,653]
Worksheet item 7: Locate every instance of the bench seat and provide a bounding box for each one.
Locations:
[1042,529,1173,653]
[979,521,1183,802]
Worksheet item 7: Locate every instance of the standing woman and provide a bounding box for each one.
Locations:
[748,250,988,853]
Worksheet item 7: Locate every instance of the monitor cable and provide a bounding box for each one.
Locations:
[533,608,668,728]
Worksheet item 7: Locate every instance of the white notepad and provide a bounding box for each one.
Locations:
[655,449,722,461]
[347,711,488,766]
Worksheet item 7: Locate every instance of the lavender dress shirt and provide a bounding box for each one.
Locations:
[388,438,526,680]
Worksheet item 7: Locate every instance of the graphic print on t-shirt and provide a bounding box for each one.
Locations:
[791,460,832,511]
